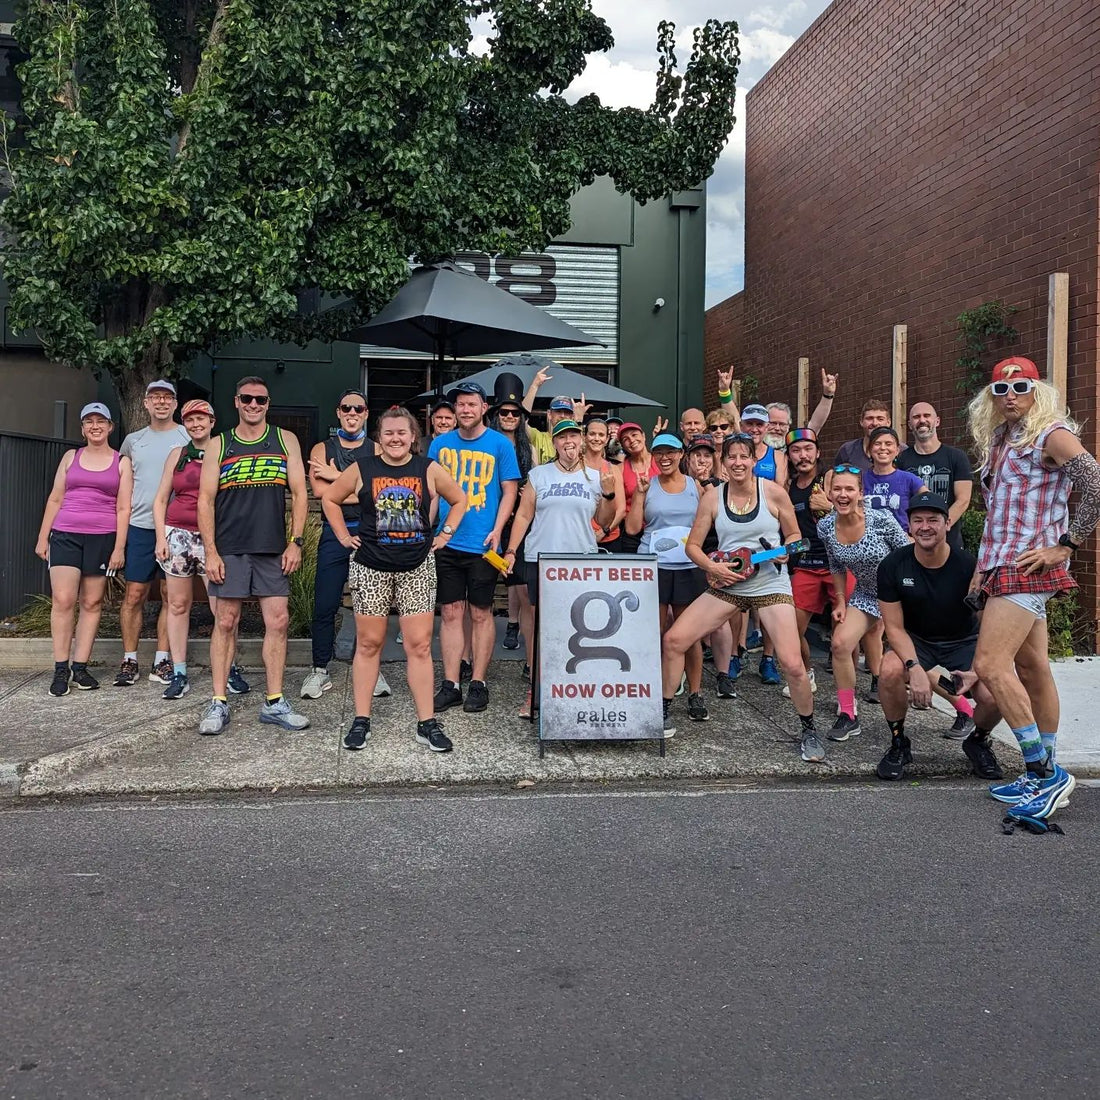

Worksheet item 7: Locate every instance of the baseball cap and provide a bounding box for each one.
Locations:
[551,418,583,438]
[80,401,112,421]
[180,399,215,419]
[548,395,574,412]
[785,428,818,446]
[146,379,176,395]
[686,432,716,453]
[605,415,624,427]
[452,381,487,399]
[651,433,684,451]
[740,404,769,423]
[338,388,366,403]
[431,397,455,413]
[617,421,644,437]
[907,492,949,518]
[991,356,1040,383]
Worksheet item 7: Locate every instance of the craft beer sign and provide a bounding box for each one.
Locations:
[537,554,664,743]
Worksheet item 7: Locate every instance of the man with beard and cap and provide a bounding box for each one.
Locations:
[522,364,591,463]
[896,401,973,550]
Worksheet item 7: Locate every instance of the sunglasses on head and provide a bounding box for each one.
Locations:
[991,379,1035,397]
[725,432,754,446]
[833,464,862,476]
[339,403,366,414]
[237,393,269,406]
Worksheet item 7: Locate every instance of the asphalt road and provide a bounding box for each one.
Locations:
[1,783,1097,1099]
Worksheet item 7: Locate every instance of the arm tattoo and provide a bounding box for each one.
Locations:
[1063,452,1100,544]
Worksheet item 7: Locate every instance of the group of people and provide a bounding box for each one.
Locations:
[36,355,1098,827]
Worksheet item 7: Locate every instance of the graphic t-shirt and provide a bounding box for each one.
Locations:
[877,544,978,642]
[788,475,830,570]
[120,424,190,529]
[896,443,973,549]
[354,453,433,572]
[861,467,927,528]
[428,427,521,554]
[523,463,602,559]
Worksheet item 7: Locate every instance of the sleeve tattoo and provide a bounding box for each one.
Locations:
[1064,451,1100,545]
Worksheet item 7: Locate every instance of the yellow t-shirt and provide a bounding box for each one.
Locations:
[527,425,556,465]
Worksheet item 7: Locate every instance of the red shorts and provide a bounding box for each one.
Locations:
[791,567,855,615]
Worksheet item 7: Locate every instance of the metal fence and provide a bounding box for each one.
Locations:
[0,430,78,617]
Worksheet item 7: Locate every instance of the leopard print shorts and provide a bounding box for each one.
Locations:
[349,554,437,618]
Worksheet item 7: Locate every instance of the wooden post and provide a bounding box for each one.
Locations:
[1047,272,1069,394]
[797,358,810,426]
[892,325,907,429]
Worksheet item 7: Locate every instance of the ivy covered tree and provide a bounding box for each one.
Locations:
[0,0,740,426]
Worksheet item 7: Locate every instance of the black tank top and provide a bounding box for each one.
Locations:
[214,426,290,555]
[353,453,433,572]
[324,436,372,525]
[788,475,829,570]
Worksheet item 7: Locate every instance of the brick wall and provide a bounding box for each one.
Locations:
[734,0,1100,644]
[703,291,743,407]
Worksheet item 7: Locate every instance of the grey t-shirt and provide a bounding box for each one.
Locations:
[523,463,602,559]
[120,424,190,529]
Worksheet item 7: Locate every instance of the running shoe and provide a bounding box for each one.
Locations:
[113,658,139,687]
[1006,765,1075,823]
[745,629,764,652]
[944,713,974,739]
[961,733,1003,780]
[716,673,737,699]
[759,655,781,685]
[416,718,453,752]
[701,644,713,664]
[300,667,331,699]
[227,665,251,694]
[502,622,520,650]
[343,717,371,751]
[162,673,190,700]
[800,730,827,763]
[990,773,1039,804]
[149,658,173,685]
[674,672,687,697]
[825,651,834,674]
[827,713,861,742]
[727,654,743,681]
[459,659,473,683]
[48,667,71,697]
[198,699,230,735]
[434,680,463,712]
[374,671,392,697]
[782,668,817,698]
[259,697,310,731]
[662,698,677,736]
[876,734,912,780]
[70,667,99,691]
[863,675,880,704]
[518,689,533,718]
[463,680,489,713]
[688,692,710,721]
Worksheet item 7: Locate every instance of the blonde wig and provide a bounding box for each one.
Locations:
[967,379,1078,471]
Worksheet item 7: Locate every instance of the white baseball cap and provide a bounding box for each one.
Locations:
[80,402,113,421]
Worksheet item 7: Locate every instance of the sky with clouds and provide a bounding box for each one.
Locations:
[564,1,832,307]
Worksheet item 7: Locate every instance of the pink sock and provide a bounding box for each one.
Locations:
[837,689,856,718]
[954,695,974,718]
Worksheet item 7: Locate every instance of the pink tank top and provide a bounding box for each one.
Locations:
[165,454,202,530]
[54,448,121,535]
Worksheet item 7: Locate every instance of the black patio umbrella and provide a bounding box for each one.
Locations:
[414,353,665,410]
[338,262,605,366]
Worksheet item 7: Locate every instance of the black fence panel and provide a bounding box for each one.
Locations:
[0,431,78,617]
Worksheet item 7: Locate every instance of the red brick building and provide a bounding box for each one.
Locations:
[707,0,1100,643]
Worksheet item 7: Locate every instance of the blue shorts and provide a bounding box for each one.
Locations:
[123,525,160,584]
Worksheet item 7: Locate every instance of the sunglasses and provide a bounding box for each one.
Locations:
[710,422,731,431]
[833,464,862,476]
[497,407,521,417]
[339,403,366,414]
[724,432,755,446]
[237,393,269,406]
[990,379,1035,397]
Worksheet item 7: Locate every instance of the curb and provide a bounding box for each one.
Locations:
[0,638,316,670]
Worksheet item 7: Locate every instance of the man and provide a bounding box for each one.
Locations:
[875,493,1004,781]
[430,396,457,439]
[196,376,310,734]
[833,398,891,473]
[301,389,390,701]
[969,356,1100,826]
[679,407,706,438]
[428,381,521,713]
[896,401,974,550]
[522,366,589,462]
[114,380,189,687]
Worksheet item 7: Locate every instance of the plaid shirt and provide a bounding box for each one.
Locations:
[977,421,1073,571]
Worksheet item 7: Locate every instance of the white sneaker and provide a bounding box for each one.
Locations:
[782,668,817,698]
[374,671,392,697]
[300,667,332,699]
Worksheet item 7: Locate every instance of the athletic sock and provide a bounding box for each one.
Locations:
[1012,723,1045,769]
[55,661,70,672]
[972,725,992,742]
[154,650,169,665]
[266,693,283,704]
[212,695,227,703]
[837,688,856,719]
[124,651,138,662]
[888,719,905,737]
[798,712,816,732]
[1040,731,1057,761]
[174,662,187,677]
[953,695,974,718]
[71,661,87,673]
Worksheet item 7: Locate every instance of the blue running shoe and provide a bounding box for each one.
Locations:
[1007,765,1075,823]
[989,772,1040,805]
[228,665,250,694]
[745,630,764,652]
[759,655,782,685]
[727,654,742,681]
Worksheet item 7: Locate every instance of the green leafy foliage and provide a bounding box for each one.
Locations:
[287,511,322,638]
[955,301,1019,401]
[0,1,741,427]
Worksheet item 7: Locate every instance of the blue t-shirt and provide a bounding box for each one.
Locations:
[428,427,522,554]
[861,467,926,529]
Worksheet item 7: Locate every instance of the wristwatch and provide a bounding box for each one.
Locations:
[903,659,918,671]
[1058,533,1079,551]
[441,524,454,536]
[602,491,615,500]
[291,536,304,548]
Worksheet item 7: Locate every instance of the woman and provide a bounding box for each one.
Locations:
[504,420,617,716]
[706,408,737,466]
[35,402,132,697]
[862,426,927,528]
[583,417,626,552]
[626,433,710,724]
[618,421,658,554]
[659,434,823,761]
[818,465,910,743]
[322,406,467,753]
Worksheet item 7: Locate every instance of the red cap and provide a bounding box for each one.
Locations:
[991,357,1040,383]
[180,399,215,419]
[617,422,644,437]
